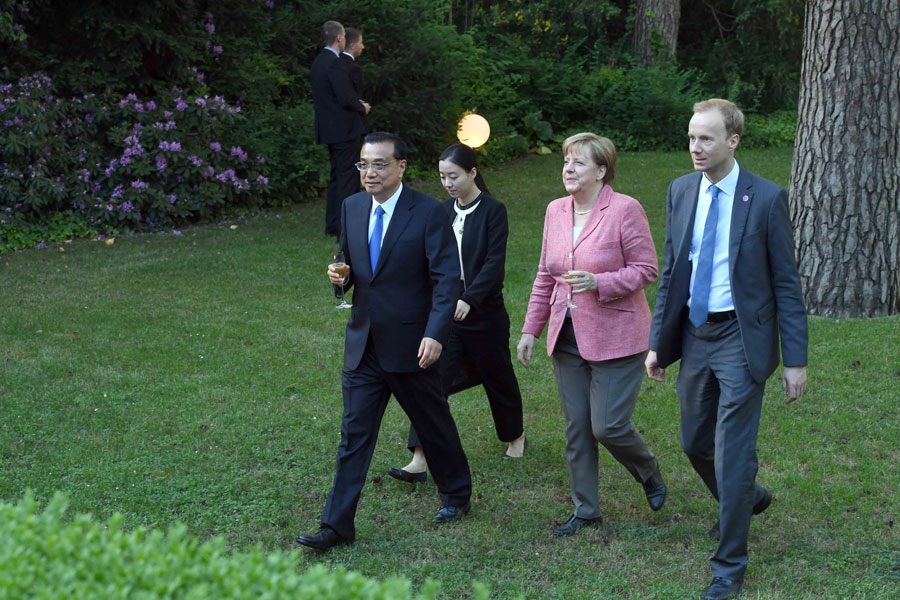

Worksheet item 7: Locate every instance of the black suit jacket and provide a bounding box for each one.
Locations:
[340,53,363,96]
[649,168,808,383]
[309,48,365,145]
[339,185,460,373]
[442,193,507,311]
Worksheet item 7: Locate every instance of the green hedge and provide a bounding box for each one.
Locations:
[0,492,485,600]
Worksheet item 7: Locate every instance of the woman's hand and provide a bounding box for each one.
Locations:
[516,333,535,368]
[564,270,597,293]
[454,299,471,321]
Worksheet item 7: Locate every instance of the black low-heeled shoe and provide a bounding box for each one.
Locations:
[502,435,528,460]
[387,466,427,483]
[642,468,667,512]
[553,514,602,536]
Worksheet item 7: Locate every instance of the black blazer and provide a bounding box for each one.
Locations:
[340,53,363,96]
[339,185,460,373]
[442,193,508,311]
[309,48,365,145]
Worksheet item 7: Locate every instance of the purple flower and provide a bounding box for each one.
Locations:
[205,23,215,34]
[175,97,188,112]
[85,113,93,123]
[169,194,177,204]
[131,179,148,189]
[194,97,206,107]
[146,100,157,111]
[134,102,144,113]
[172,229,182,236]
[122,201,134,213]
[256,175,269,185]
[210,141,221,152]
[156,155,167,171]
[265,0,275,8]
[188,155,203,167]
[213,45,223,55]
[230,146,248,161]
[163,110,173,118]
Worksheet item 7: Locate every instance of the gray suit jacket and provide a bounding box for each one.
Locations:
[648,167,808,383]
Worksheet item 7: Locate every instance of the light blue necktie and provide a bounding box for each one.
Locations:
[369,205,385,272]
[689,184,720,328]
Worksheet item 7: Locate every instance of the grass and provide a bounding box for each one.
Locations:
[2,147,898,599]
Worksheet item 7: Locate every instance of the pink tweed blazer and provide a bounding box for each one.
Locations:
[522,184,658,362]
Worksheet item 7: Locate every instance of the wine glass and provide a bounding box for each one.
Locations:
[562,271,578,309]
[332,250,351,309]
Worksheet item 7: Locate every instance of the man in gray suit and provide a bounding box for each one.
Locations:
[645,98,808,600]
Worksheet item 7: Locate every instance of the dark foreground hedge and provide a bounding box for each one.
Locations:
[0,492,488,600]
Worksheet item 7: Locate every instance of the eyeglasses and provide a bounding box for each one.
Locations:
[355,160,395,172]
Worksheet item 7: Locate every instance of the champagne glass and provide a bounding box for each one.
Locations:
[332,250,351,309]
[562,271,578,309]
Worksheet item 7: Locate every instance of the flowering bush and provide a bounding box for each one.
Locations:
[1,73,270,250]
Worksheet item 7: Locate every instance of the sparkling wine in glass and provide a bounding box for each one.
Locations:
[332,251,351,309]
[562,271,578,309]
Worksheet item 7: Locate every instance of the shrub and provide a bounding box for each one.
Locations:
[1,73,272,250]
[741,110,798,148]
[0,492,463,600]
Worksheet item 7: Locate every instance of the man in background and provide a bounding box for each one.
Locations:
[309,20,369,238]
[340,27,370,126]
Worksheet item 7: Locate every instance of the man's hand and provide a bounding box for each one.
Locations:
[645,350,665,382]
[360,100,371,114]
[454,299,471,322]
[516,333,535,368]
[327,263,349,285]
[417,337,443,369]
[782,366,807,403]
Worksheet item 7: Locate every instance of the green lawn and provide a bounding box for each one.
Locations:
[2,147,898,599]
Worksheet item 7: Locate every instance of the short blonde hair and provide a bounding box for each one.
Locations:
[562,132,616,183]
[693,98,744,137]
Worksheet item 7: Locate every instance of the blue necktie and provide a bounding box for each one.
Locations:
[689,184,720,328]
[369,205,385,272]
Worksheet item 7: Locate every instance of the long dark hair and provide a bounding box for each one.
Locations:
[439,143,489,195]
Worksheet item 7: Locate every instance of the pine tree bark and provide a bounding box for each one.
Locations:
[789,0,900,317]
[633,0,680,66]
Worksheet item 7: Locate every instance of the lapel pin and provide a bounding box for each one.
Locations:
[742,195,750,202]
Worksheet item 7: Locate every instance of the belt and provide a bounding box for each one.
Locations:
[705,310,737,323]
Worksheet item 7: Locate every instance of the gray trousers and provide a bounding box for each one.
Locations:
[552,318,659,520]
[678,316,768,581]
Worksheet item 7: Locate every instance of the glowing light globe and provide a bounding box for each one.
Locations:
[457,114,490,148]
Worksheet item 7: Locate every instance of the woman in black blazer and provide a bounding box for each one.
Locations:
[388,144,527,483]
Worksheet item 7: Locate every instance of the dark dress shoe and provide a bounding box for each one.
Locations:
[642,469,667,511]
[553,514,602,536]
[387,467,427,483]
[502,435,528,460]
[434,502,470,524]
[296,527,350,551]
[709,488,772,540]
[703,576,743,599]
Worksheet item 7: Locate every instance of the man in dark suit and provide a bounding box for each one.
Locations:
[296,132,473,551]
[340,28,369,122]
[309,20,369,237]
[645,99,808,600]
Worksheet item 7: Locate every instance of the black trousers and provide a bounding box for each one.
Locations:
[408,302,524,450]
[325,137,362,235]
[321,337,472,540]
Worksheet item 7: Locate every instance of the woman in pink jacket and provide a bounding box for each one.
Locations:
[516,132,666,536]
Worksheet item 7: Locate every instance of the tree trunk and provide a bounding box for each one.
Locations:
[789,0,900,317]
[633,0,680,66]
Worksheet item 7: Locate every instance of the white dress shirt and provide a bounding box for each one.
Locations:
[688,161,740,313]
[368,183,403,245]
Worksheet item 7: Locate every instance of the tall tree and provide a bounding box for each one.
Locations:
[633,0,680,65]
[789,0,900,317]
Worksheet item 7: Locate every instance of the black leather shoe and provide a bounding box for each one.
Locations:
[709,488,772,540]
[296,527,351,551]
[703,576,743,599]
[642,469,667,511]
[387,467,427,483]
[434,502,470,524]
[502,435,528,460]
[553,514,602,536]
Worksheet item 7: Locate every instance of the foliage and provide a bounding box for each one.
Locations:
[1,74,271,251]
[741,110,798,149]
[0,492,447,599]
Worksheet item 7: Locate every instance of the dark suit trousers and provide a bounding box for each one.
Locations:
[407,303,524,450]
[325,138,362,235]
[677,315,769,581]
[321,337,472,540]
